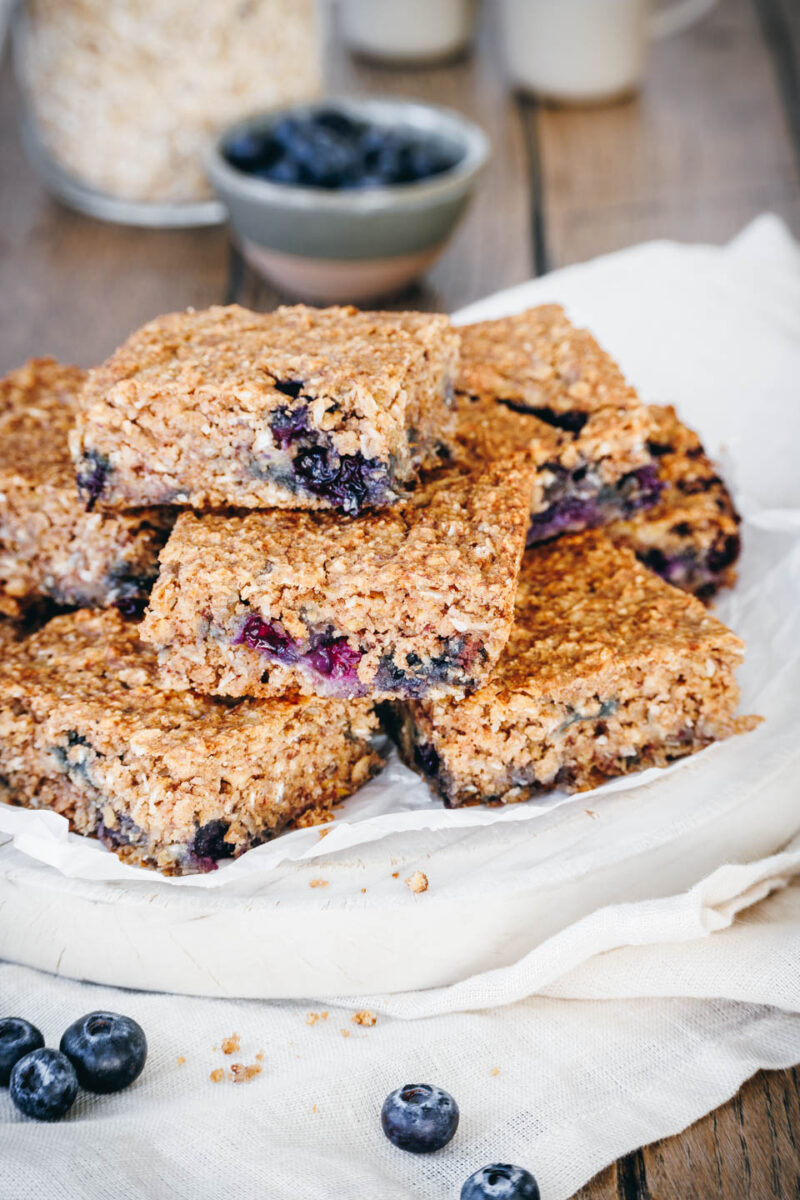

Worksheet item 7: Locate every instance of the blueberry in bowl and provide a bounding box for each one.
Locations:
[206,97,489,303]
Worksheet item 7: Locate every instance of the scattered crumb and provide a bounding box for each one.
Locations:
[176,1056,186,1066]
[255,1051,264,1063]
[221,1032,241,1055]
[341,1029,351,1038]
[490,1067,500,1077]
[312,1104,318,1113]
[290,803,337,831]
[321,1012,329,1020]
[212,1045,218,1052]
[209,1068,225,1084]
[309,878,329,888]
[231,1062,262,1084]
[391,872,399,878]
[317,826,333,839]
[584,809,598,820]
[352,1010,377,1027]
[405,870,429,894]
[361,887,367,893]
[306,1012,320,1026]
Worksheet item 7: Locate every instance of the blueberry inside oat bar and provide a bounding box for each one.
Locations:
[140,454,536,702]
[605,405,741,600]
[0,358,174,616]
[456,306,662,543]
[71,304,459,515]
[396,532,755,807]
[0,609,383,875]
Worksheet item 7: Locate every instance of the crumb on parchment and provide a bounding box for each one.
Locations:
[221,1032,240,1055]
[210,1068,225,1083]
[310,878,329,888]
[405,870,429,894]
[352,1010,377,1027]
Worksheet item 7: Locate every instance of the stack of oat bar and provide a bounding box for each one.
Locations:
[0,303,753,874]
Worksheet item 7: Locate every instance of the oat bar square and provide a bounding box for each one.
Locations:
[140,453,536,701]
[71,304,459,515]
[0,609,383,875]
[0,359,173,616]
[606,405,741,600]
[396,531,754,806]
[456,305,662,542]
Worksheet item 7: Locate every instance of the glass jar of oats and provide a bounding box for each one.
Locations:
[12,0,323,226]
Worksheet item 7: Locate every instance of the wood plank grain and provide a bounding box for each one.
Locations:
[572,1069,800,1198]
[0,49,229,373]
[533,0,800,267]
[754,0,800,167]
[237,2,533,314]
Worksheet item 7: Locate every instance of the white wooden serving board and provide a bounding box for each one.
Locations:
[1,735,796,998]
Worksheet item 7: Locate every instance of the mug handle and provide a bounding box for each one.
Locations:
[650,0,718,40]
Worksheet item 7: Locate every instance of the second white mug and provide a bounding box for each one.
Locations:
[498,0,718,105]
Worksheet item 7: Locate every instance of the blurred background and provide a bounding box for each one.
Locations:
[1,0,798,371]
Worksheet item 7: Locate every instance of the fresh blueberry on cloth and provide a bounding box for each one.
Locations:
[60,1011,147,1094]
[9,1048,78,1121]
[0,1018,45,1086]
[461,1164,540,1200]
[381,1083,459,1153]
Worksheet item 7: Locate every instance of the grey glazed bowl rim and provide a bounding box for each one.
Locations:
[206,95,490,214]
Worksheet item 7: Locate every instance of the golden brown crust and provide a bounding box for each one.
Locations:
[397,532,754,806]
[0,609,383,874]
[71,304,459,511]
[0,358,173,611]
[456,305,651,485]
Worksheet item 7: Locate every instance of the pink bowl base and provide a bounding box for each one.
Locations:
[241,238,443,303]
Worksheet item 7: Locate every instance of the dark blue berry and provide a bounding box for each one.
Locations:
[305,636,361,683]
[60,1011,147,1094]
[234,616,363,691]
[272,379,305,401]
[381,1083,459,1154]
[270,402,310,449]
[235,614,300,664]
[413,741,441,778]
[114,595,147,619]
[224,131,271,172]
[9,1048,78,1121]
[192,820,233,871]
[0,1018,45,1086]
[255,157,302,185]
[461,1164,540,1200]
[706,531,740,573]
[76,450,110,511]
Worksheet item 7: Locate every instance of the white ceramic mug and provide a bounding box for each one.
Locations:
[498,0,718,105]
[339,0,477,66]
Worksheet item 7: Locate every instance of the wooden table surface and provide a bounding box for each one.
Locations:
[1,1,799,1195]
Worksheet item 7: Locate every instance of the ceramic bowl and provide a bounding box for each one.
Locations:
[206,97,489,303]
